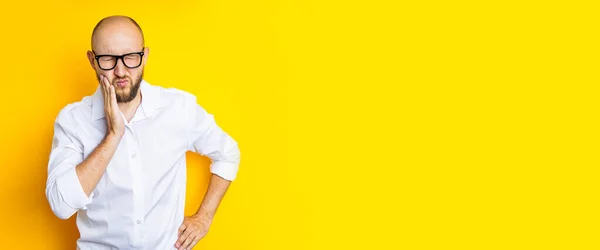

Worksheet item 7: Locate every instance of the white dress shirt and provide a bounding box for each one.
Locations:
[45,80,240,250]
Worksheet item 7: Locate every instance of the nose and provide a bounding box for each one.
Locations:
[113,58,127,78]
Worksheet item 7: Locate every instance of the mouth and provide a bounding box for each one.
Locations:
[115,79,128,88]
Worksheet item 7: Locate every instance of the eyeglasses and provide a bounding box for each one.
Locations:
[93,48,145,70]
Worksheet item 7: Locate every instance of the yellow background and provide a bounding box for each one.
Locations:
[0,0,598,249]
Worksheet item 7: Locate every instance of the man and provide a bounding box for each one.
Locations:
[45,15,240,250]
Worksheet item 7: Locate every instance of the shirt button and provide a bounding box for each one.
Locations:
[136,220,141,224]
[132,153,137,158]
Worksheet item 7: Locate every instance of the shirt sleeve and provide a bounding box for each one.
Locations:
[45,110,93,219]
[185,94,240,181]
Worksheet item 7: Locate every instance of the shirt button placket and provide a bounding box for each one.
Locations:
[129,126,144,247]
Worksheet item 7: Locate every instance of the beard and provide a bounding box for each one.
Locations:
[96,72,143,103]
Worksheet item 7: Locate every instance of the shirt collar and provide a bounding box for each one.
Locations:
[91,79,166,121]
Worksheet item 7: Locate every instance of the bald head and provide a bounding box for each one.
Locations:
[91,16,145,52]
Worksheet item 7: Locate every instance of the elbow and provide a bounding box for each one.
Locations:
[46,184,77,220]
[225,143,241,165]
[211,159,240,181]
[51,203,76,220]
[54,208,76,220]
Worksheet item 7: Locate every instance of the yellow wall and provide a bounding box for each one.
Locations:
[0,0,598,249]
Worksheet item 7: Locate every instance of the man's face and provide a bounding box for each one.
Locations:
[87,22,148,103]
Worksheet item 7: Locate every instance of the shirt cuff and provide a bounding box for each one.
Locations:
[56,167,93,210]
[210,161,239,181]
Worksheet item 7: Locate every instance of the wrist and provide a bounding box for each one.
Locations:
[105,131,123,142]
[194,209,214,223]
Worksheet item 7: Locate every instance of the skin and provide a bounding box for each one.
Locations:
[76,16,231,250]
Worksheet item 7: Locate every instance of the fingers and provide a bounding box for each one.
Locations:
[101,75,114,108]
[103,76,112,101]
[178,223,187,237]
[180,235,197,250]
[99,75,108,104]
[100,74,118,109]
[109,85,118,106]
[100,75,110,91]
[101,74,110,86]
[191,237,200,249]
[176,225,193,249]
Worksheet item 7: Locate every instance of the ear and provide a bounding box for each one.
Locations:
[86,50,96,69]
[142,47,150,66]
